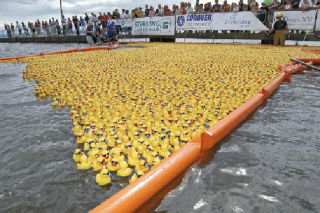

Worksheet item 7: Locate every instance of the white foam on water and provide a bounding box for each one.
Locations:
[193,198,208,210]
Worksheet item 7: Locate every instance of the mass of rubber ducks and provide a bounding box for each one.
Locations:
[3,43,319,186]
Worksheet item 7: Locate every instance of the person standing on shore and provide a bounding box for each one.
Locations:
[55,19,61,35]
[16,21,22,37]
[73,16,80,35]
[5,24,12,37]
[50,18,56,36]
[67,18,73,35]
[22,22,29,36]
[45,21,50,36]
[35,20,41,36]
[10,23,15,37]
[61,15,67,35]
[80,16,86,34]
[85,13,89,25]
[270,13,289,46]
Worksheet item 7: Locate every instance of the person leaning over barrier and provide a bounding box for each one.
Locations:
[86,23,95,46]
[269,13,289,46]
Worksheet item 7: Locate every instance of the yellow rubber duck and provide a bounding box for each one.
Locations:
[100,150,111,163]
[129,170,144,184]
[107,157,120,172]
[92,156,104,172]
[117,160,132,177]
[135,159,149,173]
[95,168,111,186]
[152,155,162,167]
[73,149,81,162]
[76,152,92,170]
[128,149,140,167]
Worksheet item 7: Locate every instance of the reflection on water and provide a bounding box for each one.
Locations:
[0,43,320,213]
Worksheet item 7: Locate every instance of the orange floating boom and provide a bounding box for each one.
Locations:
[90,139,201,213]
[0,43,120,61]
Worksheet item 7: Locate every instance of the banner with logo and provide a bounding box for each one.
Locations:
[316,10,320,31]
[132,16,175,35]
[274,10,317,31]
[211,12,268,31]
[111,18,133,27]
[176,14,213,31]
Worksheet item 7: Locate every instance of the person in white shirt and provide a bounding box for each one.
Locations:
[16,21,23,36]
[120,9,126,19]
[186,2,194,14]
[299,0,313,11]
[124,10,130,19]
[156,4,164,16]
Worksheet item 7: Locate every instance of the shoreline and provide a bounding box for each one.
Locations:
[1,32,320,44]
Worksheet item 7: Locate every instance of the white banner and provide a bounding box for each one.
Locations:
[111,19,133,28]
[132,16,175,35]
[274,10,316,31]
[316,10,320,31]
[176,14,213,31]
[211,12,268,31]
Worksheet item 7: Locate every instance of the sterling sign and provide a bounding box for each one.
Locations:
[132,16,175,35]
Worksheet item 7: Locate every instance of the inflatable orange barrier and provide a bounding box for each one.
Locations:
[201,93,264,151]
[0,44,120,61]
[81,43,120,52]
[135,170,187,213]
[262,73,286,99]
[0,54,38,61]
[200,73,286,151]
[41,48,80,56]
[90,139,201,213]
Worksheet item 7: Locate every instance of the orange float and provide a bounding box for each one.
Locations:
[91,139,201,213]
[0,44,119,61]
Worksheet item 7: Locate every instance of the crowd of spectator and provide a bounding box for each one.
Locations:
[3,0,320,38]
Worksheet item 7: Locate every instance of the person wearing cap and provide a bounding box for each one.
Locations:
[269,13,289,46]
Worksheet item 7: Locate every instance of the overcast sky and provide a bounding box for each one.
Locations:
[0,0,261,31]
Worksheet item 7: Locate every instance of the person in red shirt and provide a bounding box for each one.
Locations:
[102,13,110,29]
[67,18,73,35]
[180,2,186,14]
[163,5,173,15]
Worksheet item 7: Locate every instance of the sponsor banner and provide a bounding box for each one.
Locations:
[317,9,320,30]
[176,14,213,31]
[110,19,133,27]
[211,12,268,31]
[132,16,175,35]
[274,10,316,31]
